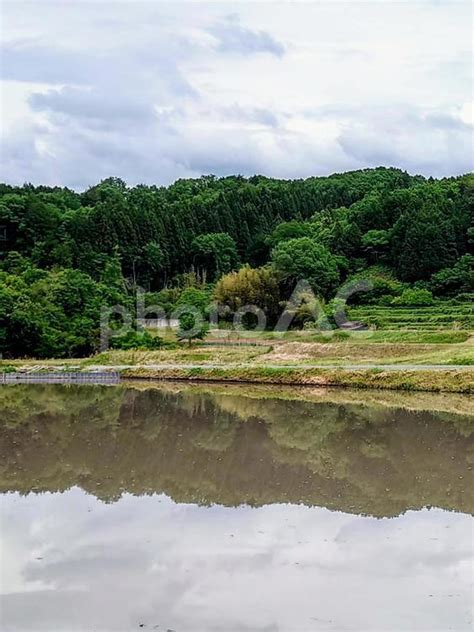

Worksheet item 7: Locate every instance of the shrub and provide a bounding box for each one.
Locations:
[361,229,391,262]
[376,294,396,306]
[332,330,351,341]
[430,255,474,297]
[0,365,16,373]
[392,288,435,306]
[145,288,180,317]
[345,268,405,305]
[453,292,474,304]
[110,330,164,350]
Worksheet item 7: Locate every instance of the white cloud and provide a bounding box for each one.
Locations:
[0,1,472,188]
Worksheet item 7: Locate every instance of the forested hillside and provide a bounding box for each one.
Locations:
[1,167,473,358]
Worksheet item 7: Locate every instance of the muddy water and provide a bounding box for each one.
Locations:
[0,383,473,631]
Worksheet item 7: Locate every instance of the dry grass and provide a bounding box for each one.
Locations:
[260,340,474,366]
[86,345,272,366]
[122,365,474,393]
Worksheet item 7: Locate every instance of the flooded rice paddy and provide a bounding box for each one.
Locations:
[0,383,472,631]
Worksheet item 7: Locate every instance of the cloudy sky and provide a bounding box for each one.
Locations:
[1,1,472,189]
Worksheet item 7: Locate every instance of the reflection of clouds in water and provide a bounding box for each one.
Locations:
[0,489,472,631]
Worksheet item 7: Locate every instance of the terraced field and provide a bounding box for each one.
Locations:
[348,303,474,330]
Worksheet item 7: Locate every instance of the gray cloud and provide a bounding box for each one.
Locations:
[3,94,472,190]
[336,105,473,177]
[29,87,157,130]
[219,104,281,127]
[208,14,285,57]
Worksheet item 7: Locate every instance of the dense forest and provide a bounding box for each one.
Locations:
[0,167,473,358]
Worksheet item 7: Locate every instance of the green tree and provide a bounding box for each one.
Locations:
[0,264,130,359]
[177,312,209,347]
[214,265,281,323]
[176,286,211,314]
[191,232,239,281]
[271,238,340,297]
[311,208,362,257]
[390,188,459,281]
[430,255,474,297]
[102,248,125,291]
[361,229,391,262]
[267,220,308,247]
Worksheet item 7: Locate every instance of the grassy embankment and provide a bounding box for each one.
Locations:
[121,365,473,393]
[1,304,473,393]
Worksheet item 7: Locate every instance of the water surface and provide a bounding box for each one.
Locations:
[0,383,473,631]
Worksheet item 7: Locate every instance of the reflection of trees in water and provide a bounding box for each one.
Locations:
[0,385,472,517]
[206,394,474,513]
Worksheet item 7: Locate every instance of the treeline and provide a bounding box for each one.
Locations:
[0,167,473,358]
[0,167,420,283]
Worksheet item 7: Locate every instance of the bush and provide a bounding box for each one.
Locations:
[110,330,164,350]
[145,288,180,317]
[430,255,474,297]
[361,229,391,262]
[376,294,396,306]
[0,365,17,373]
[332,330,351,341]
[453,292,474,304]
[391,288,435,306]
[345,268,405,305]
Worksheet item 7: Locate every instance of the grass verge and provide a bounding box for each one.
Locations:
[121,365,474,394]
